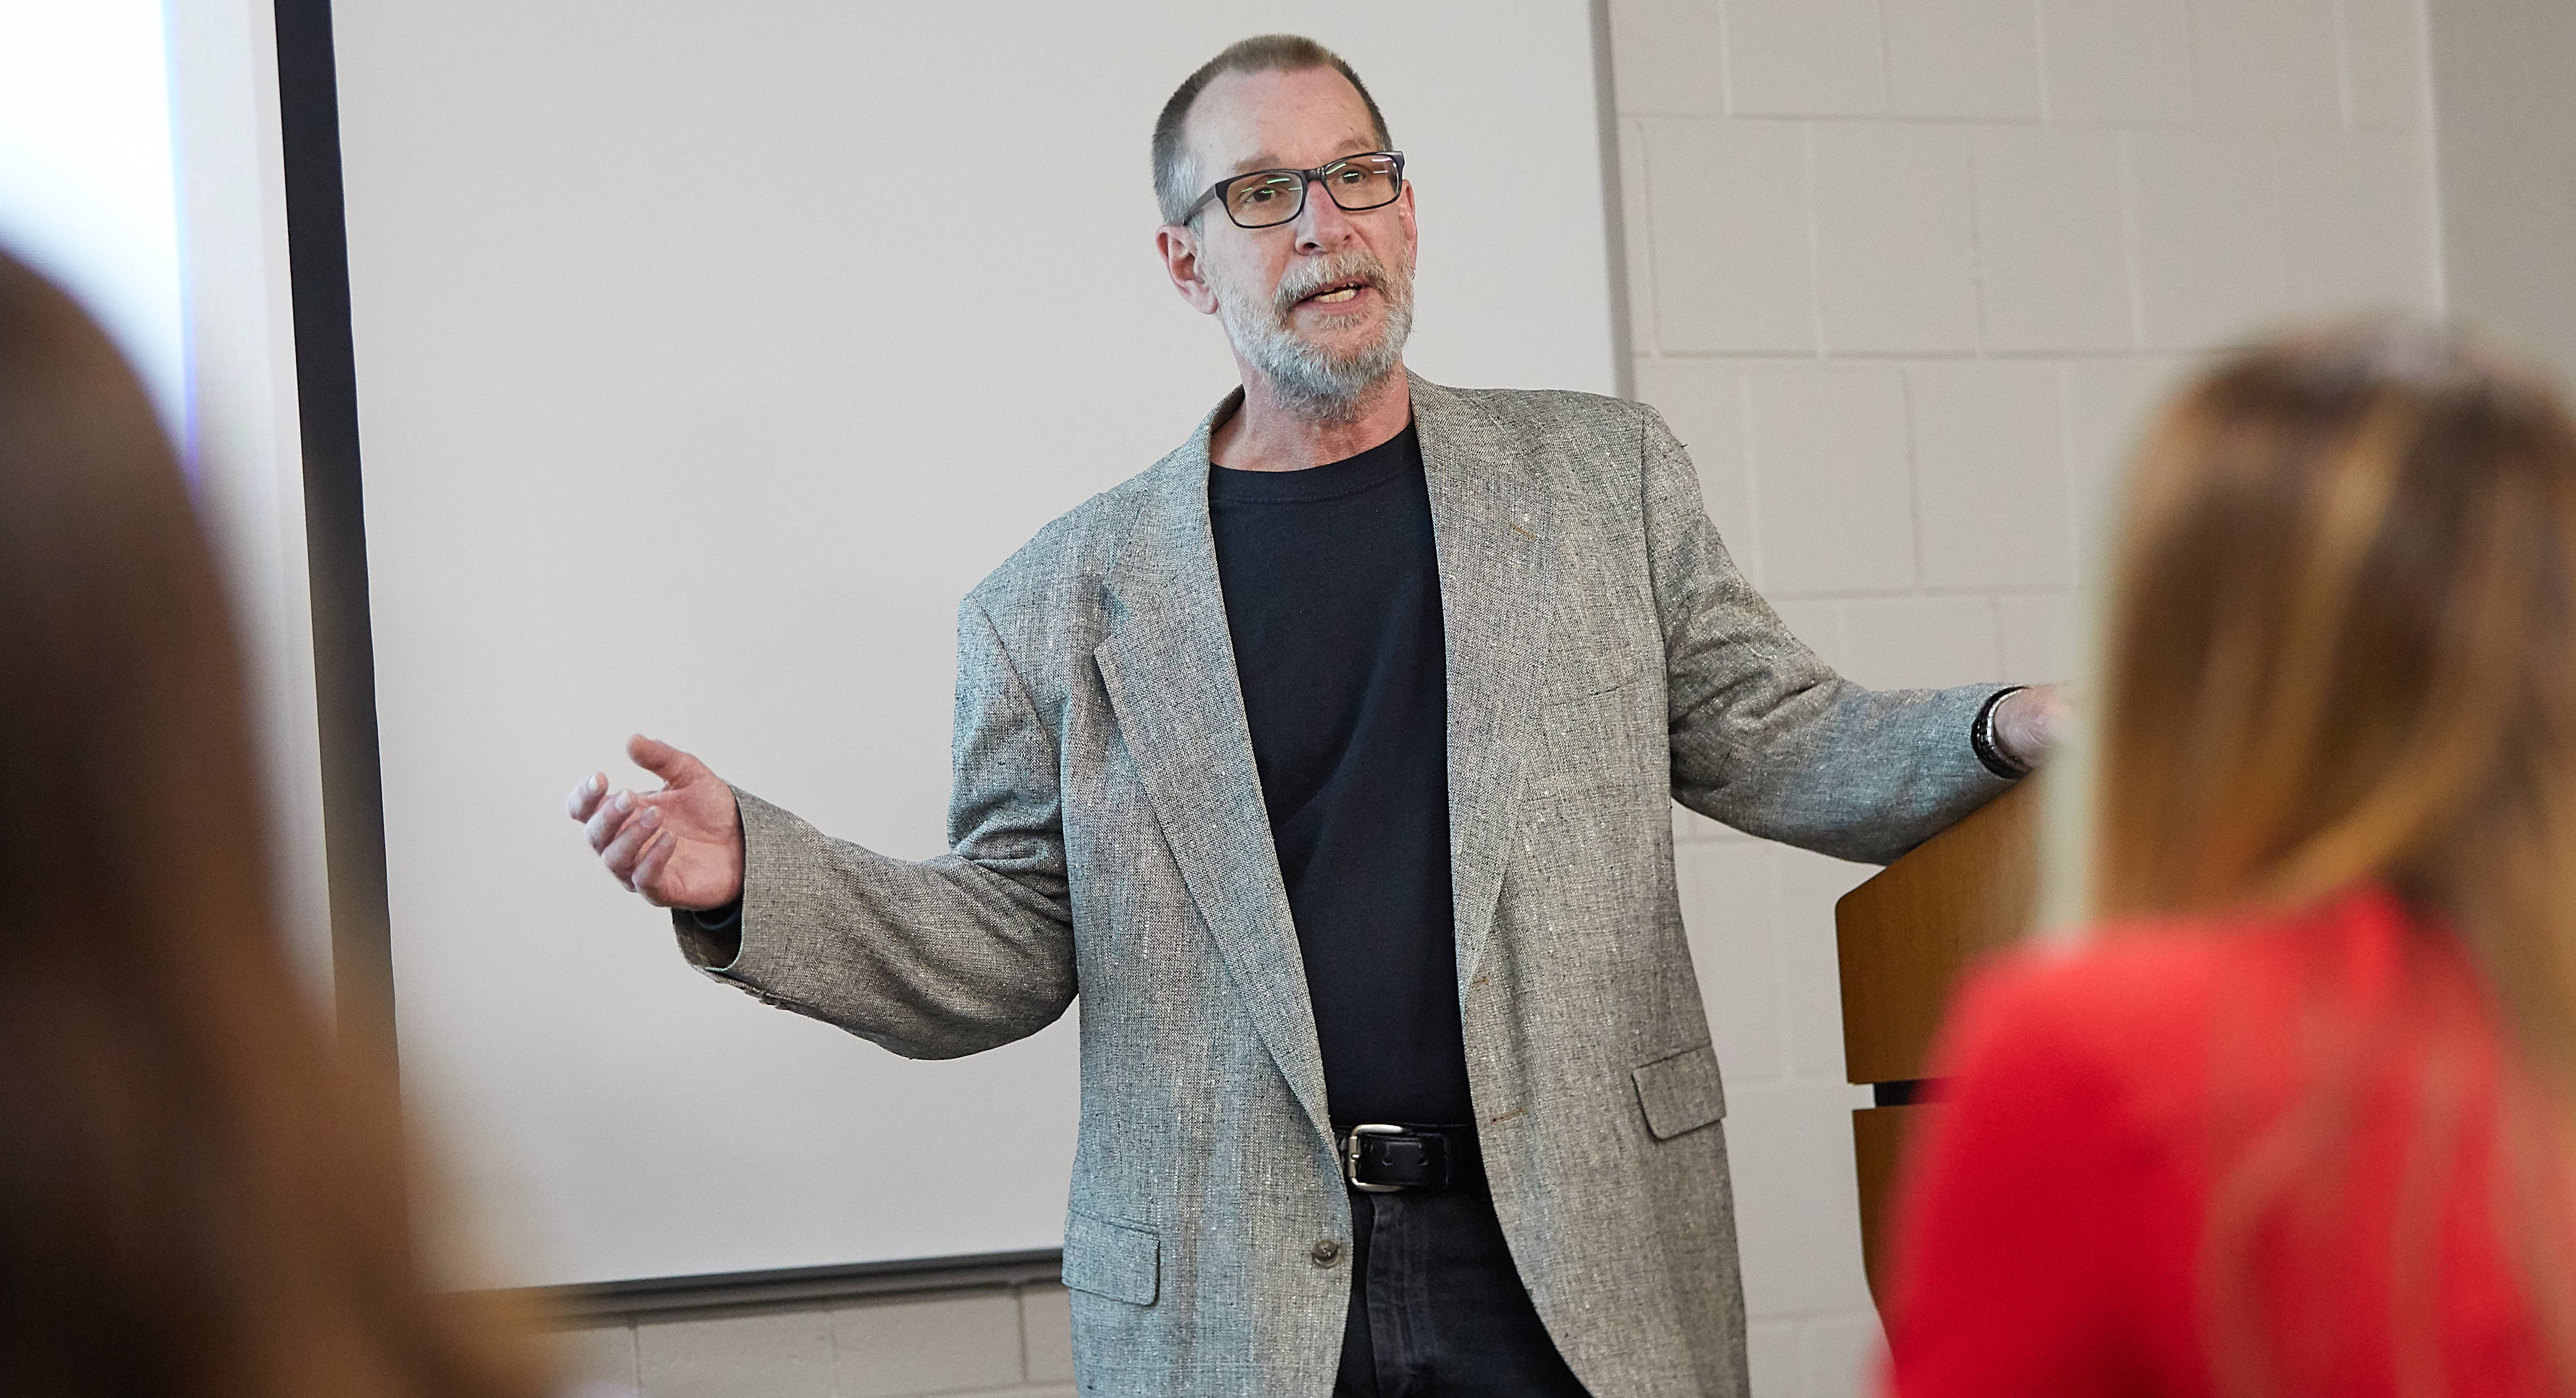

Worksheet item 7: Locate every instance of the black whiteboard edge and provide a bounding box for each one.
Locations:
[502,1248,1068,1324]
[273,0,401,1054]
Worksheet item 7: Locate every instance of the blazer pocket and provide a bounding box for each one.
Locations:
[1633,1042,1727,1141]
[1062,1208,1160,1306]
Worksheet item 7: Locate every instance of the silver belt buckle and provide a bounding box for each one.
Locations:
[1343,1123,1406,1193]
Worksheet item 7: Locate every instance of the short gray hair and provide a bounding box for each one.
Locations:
[1151,35,1393,225]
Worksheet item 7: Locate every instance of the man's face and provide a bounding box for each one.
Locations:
[1162,66,1420,417]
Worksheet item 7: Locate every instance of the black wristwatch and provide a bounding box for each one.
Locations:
[1972,685,2032,779]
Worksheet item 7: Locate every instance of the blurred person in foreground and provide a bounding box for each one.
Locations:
[1880,317,2576,1397]
[0,250,547,1397]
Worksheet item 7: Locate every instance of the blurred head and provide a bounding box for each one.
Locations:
[2091,315,2576,1396]
[2094,316,2576,1062]
[0,251,542,1397]
[1152,36,1418,421]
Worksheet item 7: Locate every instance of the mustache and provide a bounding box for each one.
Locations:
[1271,252,1397,319]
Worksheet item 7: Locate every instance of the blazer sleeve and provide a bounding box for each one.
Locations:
[670,596,1076,1060]
[1638,403,2015,863]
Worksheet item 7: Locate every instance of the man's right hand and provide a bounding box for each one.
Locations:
[566,734,745,911]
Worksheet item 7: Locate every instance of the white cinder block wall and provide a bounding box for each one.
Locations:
[1608,0,2443,1393]
[554,2,2451,1393]
[2426,0,2576,387]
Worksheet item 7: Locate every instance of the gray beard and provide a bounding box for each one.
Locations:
[1216,255,1415,424]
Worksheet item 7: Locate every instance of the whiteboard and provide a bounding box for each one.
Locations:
[335,0,1620,1288]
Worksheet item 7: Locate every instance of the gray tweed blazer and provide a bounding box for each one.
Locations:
[677,374,2012,1397]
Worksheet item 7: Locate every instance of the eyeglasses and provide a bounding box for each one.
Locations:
[1178,151,1406,230]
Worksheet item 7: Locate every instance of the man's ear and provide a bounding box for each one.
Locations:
[1155,224,1222,316]
[1395,182,1419,272]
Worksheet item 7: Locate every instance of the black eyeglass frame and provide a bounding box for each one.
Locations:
[1177,151,1408,230]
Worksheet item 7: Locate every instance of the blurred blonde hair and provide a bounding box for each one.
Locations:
[2095,317,2576,1063]
[2092,316,2576,1396]
[0,252,549,1396]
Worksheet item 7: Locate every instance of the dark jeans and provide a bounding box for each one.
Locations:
[1332,1182,1594,1397]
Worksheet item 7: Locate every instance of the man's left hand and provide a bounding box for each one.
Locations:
[1993,685,2067,771]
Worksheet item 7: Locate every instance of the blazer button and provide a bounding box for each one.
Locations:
[1310,1238,1343,1267]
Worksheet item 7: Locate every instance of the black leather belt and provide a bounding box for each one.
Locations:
[1338,1123,1485,1192]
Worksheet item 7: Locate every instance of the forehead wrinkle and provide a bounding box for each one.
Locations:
[1228,135,1382,178]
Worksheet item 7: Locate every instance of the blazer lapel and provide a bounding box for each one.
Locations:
[1091,398,1332,1145]
[1414,376,1558,988]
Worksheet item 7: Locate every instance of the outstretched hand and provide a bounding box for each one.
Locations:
[566,734,745,910]
[1993,685,2069,772]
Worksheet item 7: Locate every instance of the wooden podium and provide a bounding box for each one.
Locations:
[1835,778,2041,1310]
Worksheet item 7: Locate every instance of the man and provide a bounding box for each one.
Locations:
[569,35,2055,1398]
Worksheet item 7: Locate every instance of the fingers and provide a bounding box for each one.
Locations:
[586,788,642,854]
[629,828,678,905]
[598,800,667,886]
[628,733,698,786]
[566,772,608,821]
[577,738,715,903]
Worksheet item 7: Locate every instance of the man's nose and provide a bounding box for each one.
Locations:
[1293,182,1360,253]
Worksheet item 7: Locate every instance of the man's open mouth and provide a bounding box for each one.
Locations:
[1298,277,1368,307]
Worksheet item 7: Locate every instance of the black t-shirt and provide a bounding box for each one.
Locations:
[1208,423,1472,1127]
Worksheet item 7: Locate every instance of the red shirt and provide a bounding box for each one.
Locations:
[1881,886,2569,1397]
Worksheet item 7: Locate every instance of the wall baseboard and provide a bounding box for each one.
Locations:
[509,1248,1067,1325]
